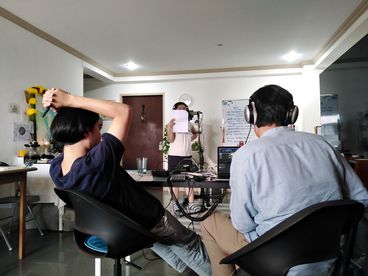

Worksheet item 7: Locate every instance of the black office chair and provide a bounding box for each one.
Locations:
[54,187,169,276]
[220,199,365,276]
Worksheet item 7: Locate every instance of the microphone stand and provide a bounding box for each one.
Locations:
[195,111,204,171]
[194,111,213,208]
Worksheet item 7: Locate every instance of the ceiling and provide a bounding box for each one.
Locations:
[0,0,367,77]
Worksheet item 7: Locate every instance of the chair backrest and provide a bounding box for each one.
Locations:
[54,187,164,259]
[220,200,365,276]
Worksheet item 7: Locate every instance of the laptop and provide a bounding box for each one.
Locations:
[217,146,239,180]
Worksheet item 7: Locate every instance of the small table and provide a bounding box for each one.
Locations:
[0,166,37,259]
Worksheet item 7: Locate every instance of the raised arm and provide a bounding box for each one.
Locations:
[43,88,132,143]
[167,118,176,143]
[191,125,198,141]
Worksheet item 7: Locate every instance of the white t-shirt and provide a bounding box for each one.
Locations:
[168,122,193,156]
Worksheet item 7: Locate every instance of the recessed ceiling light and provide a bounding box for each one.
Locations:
[282,51,302,62]
[122,61,139,71]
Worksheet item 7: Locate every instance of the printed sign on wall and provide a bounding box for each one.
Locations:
[222,99,257,145]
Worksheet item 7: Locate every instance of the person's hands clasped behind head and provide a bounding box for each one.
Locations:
[43,88,72,112]
[43,88,131,145]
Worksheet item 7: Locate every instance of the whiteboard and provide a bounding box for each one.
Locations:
[222,99,258,145]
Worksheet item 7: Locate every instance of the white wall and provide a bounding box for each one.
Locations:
[0,17,84,165]
[85,68,321,164]
[0,12,323,167]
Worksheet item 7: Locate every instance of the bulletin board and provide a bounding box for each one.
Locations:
[222,99,258,145]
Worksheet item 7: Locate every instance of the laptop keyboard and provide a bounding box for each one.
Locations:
[151,169,170,177]
[169,174,187,182]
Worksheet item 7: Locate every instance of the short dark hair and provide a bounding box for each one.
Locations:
[173,102,188,110]
[51,107,100,145]
[251,84,294,127]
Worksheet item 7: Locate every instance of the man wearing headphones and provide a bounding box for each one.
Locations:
[167,102,201,213]
[200,85,368,276]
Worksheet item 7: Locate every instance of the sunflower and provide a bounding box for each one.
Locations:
[26,108,37,116]
[28,98,37,105]
[25,87,37,94]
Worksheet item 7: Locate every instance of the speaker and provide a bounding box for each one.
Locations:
[172,102,189,112]
[244,97,299,126]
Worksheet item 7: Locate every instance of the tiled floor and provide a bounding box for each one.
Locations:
[2,188,366,276]
[0,188,230,276]
[0,229,186,276]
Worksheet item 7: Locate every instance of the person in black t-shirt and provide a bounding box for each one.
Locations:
[43,88,211,276]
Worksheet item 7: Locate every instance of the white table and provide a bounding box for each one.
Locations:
[27,164,65,231]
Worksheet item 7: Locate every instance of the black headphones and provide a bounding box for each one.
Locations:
[172,102,189,112]
[244,97,257,125]
[244,96,299,126]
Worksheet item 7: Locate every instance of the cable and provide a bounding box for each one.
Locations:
[167,176,225,222]
[244,123,252,144]
[164,198,173,210]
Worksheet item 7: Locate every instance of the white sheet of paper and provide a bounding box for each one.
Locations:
[172,110,189,133]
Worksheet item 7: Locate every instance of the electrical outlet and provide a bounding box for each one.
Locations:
[8,103,20,114]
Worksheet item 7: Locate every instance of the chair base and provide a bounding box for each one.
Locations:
[7,203,44,237]
[114,259,121,276]
[113,258,143,276]
[124,258,142,270]
[0,225,12,251]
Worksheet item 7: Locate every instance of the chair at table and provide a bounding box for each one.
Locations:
[220,199,364,276]
[0,162,44,251]
[54,187,169,276]
[0,194,44,251]
[0,200,17,251]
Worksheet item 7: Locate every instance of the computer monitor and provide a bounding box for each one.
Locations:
[217,146,239,179]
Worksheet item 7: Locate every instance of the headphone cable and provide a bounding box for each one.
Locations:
[244,123,252,145]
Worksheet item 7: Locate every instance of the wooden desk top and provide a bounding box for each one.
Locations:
[0,167,37,185]
[0,166,37,174]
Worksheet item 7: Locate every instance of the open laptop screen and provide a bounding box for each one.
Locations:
[217,146,239,179]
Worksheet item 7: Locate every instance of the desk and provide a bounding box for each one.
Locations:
[127,170,229,189]
[0,166,37,259]
[128,170,229,216]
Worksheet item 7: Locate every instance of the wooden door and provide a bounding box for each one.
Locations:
[122,95,163,170]
[355,159,368,189]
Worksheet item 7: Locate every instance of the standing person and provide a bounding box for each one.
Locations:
[43,89,211,276]
[167,102,202,213]
[200,84,368,276]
